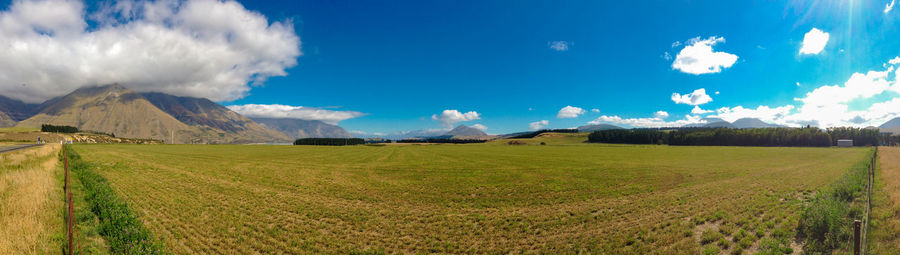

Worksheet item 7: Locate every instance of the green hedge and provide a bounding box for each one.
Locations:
[294,138,365,146]
[67,146,165,254]
[42,124,78,133]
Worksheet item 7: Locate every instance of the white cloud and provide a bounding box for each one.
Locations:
[529,120,549,130]
[671,88,713,105]
[471,123,488,131]
[671,41,681,48]
[654,111,669,119]
[557,106,586,118]
[0,0,300,103]
[549,41,569,51]
[800,28,829,55]
[715,91,720,95]
[591,108,600,113]
[227,104,365,125]
[711,105,795,123]
[671,36,738,74]
[691,106,713,114]
[431,109,480,128]
[588,114,703,128]
[890,57,900,65]
[887,0,895,13]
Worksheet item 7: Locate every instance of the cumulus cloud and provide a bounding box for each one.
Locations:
[710,105,795,123]
[800,28,829,55]
[691,106,713,114]
[557,106,585,118]
[529,120,549,130]
[654,111,669,119]
[471,123,488,131]
[431,109,480,128]
[588,114,703,128]
[549,41,569,51]
[226,104,365,125]
[671,88,713,105]
[671,36,738,75]
[591,108,600,113]
[887,0,895,13]
[0,0,301,103]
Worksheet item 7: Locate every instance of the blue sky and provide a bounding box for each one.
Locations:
[231,0,900,134]
[3,0,900,135]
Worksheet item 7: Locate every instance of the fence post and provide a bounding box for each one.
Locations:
[854,220,861,255]
[68,192,74,255]
[64,145,68,193]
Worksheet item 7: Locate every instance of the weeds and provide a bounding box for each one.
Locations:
[67,146,164,254]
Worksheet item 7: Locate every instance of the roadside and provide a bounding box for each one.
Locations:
[0,143,63,253]
[867,146,900,253]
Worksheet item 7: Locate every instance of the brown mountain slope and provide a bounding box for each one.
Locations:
[15,85,289,144]
[251,117,352,138]
[16,85,197,143]
[141,92,290,143]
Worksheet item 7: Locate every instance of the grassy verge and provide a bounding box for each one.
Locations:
[66,146,165,254]
[867,147,900,253]
[796,148,872,253]
[0,144,63,254]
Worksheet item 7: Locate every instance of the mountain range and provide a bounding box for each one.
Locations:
[0,84,351,143]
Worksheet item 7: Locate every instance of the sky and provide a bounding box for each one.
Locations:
[2,0,900,136]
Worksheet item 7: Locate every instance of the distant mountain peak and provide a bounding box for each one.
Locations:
[879,117,900,129]
[445,124,487,137]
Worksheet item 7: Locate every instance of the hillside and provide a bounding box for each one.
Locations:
[251,117,352,138]
[14,85,290,144]
[445,124,487,137]
[142,93,290,142]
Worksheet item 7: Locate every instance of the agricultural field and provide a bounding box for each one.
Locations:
[68,141,871,254]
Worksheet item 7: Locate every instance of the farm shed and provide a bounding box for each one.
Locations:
[837,139,853,147]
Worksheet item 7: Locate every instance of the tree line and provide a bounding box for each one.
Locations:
[396,138,487,144]
[41,124,79,133]
[294,138,365,146]
[588,127,885,147]
[509,129,578,139]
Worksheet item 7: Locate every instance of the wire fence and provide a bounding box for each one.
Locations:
[64,145,77,255]
[859,146,876,255]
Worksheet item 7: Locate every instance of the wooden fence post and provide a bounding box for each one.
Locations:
[68,192,74,255]
[854,220,861,255]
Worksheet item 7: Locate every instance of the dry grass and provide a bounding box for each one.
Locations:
[868,147,900,253]
[0,144,63,254]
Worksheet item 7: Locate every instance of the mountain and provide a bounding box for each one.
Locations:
[14,84,290,144]
[0,95,40,126]
[141,92,290,142]
[704,121,737,128]
[731,118,781,129]
[445,125,487,137]
[577,124,624,132]
[879,117,900,129]
[251,117,352,138]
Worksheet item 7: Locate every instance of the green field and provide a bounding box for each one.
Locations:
[70,143,869,254]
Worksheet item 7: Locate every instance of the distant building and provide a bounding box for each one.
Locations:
[837,139,853,147]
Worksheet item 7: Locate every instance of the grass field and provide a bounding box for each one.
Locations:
[868,147,900,253]
[0,144,63,254]
[70,142,870,254]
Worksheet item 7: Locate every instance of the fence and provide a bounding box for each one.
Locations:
[855,146,876,255]
[64,145,77,255]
